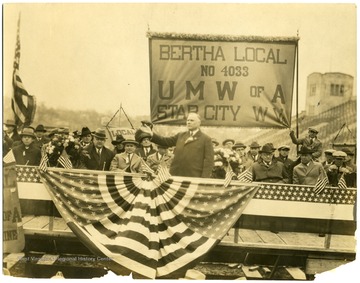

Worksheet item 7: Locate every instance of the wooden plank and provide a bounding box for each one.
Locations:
[21,215,35,225]
[328,234,356,251]
[306,258,349,275]
[256,230,285,245]
[52,217,70,231]
[36,254,59,265]
[277,231,325,247]
[23,216,50,230]
[3,253,25,269]
[285,267,307,280]
[237,229,263,243]
[242,266,263,279]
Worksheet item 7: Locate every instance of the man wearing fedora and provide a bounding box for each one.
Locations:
[12,127,42,166]
[290,127,323,161]
[243,141,261,170]
[110,139,142,173]
[135,132,157,161]
[33,124,50,149]
[79,126,93,148]
[292,147,327,185]
[3,119,21,153]
[79,128,114,171]
[250,144,288,183]
[137,113,214,178]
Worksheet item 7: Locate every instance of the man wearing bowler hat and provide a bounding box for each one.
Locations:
[79,126,93,148]
[33,124,50,149]
[135,132,157,161]
[4,119,21,143]
[110,139,142,173]
[250,144,288,183]
[79,128,114,171]
[292,147,327,185]
[12,127,42,166]
[243,141,261,170]
[111,134,126,154]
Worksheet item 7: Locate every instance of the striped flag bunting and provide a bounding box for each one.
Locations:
[58,150,73,169]
[338,173,348,190]
[237,169,253,183]
[11,15,36,127]
[3,150,16,165]
[224,165,236,187]
[314,175,329,195]
[37,168,260,279]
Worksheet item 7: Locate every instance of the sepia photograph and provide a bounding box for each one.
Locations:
[2,2,357,281]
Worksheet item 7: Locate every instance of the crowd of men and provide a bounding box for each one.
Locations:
[3,116,356,188]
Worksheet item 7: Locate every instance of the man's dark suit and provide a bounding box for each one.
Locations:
[13,143,42,166]
[80,144,115,171]
[151,130,214,178]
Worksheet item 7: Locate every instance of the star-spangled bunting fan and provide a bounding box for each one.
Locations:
[37,168,259,278]
[11,15,36,127]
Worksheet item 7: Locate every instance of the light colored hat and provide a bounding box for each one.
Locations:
[332,151,347,158]
[92,128,107,139]
[278,145,290,150]
[20,127,36,138]
[4,119,16,127]
[121,139,139,146]
[222,139,235,146]
[181,269,206,280]
[308,127,318,134]
[233,142,246,149]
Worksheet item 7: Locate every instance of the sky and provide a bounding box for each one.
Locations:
[2,2,357,118]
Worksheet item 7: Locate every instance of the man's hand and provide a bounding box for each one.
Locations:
[339,167,351,174]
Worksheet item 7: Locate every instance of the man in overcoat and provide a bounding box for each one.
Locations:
[137,113,214,178]
[12,127,42,166]
[79,128,114,171]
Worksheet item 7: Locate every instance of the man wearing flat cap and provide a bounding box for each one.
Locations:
[292,147,327,185]
[326,150,355,187]
[12,127,42,166]
[275,145,295,183]
[79,128,115,170]
[250,144,288,183]
[290,127,323,160]
[322,149,336,167]
[110,139,142,173]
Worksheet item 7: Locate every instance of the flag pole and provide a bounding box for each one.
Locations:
[295,30,300,153]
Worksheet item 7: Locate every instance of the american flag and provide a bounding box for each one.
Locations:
[39,153,49,172]
[3,150,16,165]
[57,150,73,169]
[37,168,259,278]
[338,173,348,190]
[314,175,329,195]
[237,169,253,183]
[224,165,236,187]
[11,15,36,127]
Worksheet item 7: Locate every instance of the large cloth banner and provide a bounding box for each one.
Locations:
[38,167,259,279]
[149,33,298,128]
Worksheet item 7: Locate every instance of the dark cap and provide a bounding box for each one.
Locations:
[259,145,274,154]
